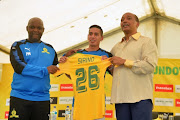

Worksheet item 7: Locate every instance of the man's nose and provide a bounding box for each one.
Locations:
[33,28,38,32]
[122,18,128,23]
[91,34,96,37]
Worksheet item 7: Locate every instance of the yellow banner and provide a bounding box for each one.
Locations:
[153,58,180,116]
[1,58,180,119]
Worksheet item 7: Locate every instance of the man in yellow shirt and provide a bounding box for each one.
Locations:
[58,25,113,120]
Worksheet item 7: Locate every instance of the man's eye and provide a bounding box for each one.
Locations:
[38,27,43,30]
[30,26,35,29]
[89,33,93,35]
[121,18,124,22]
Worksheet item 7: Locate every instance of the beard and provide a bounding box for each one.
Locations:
[28,34,42,43]
[30,38,41,42]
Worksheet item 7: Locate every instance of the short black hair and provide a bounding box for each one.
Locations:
[89,25,103,36]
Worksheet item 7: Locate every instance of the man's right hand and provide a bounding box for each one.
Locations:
[47,65,59,74]
[59,56,68,63]
[65,49,81,57]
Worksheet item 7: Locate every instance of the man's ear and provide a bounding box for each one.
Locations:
[101,36,104,41]
[136,22,140,28]
[26,26,28,31]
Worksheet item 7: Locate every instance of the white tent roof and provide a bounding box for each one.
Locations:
[0,0,180,63]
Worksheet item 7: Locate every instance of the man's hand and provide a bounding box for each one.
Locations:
[59,56,68,63]
[110,56,126,66]
[47,65,59,74]
[65,49,81,57]
[101,55,108,60]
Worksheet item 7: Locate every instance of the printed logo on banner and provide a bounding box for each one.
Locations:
[50,84,59,91]
[154,98,174,106]
[154,66,180,75]
[59,97,73,104]
[50,97,57,104]
[6,98,10,106]
[105,110,113,118]
[60,84,73,91]
[175,99,180,107]
[175,113,180,116]
[5,111,9,119]
[105,97,111,104]
[153,112,173,119]
[175,85,180,93]
[155,84,173,92]
[58,110,65,117]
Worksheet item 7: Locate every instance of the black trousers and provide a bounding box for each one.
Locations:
[8,96,50,120]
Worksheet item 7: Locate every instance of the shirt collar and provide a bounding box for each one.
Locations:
[132,32,141,40]
[121,32,141,42]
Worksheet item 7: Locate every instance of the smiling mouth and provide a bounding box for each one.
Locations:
[123,24,129,28]
[32,34,39,37]
[90,40,95,42]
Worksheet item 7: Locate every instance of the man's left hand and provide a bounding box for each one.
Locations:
[110,56,126,66]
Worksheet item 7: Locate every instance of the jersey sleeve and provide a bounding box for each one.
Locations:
[108,52,113,58]
[53,51,59,65]
[106,53,113,75]
[10,42,49,78]
[53,63,71,77]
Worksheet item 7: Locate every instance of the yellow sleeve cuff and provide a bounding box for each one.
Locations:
[124,60,134,68]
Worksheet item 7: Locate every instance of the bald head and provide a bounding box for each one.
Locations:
[26,17,45,42]
[27,17,44,28]
[120,12,139,36]
[122,12,139,23]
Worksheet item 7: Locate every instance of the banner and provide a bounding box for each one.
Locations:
[1,58,180,119]
[153,58,180,117]
[0,64,13,119]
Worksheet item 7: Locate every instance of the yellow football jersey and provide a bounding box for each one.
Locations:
[54,53,111,120]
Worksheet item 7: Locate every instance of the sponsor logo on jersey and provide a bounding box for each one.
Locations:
[26,52,31,56]
[25,47,30,51]
[25,47,31,56]
[42,48,50,54]
[155,84,173,92]
[60,84,73,91]
[9,108,19,118]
